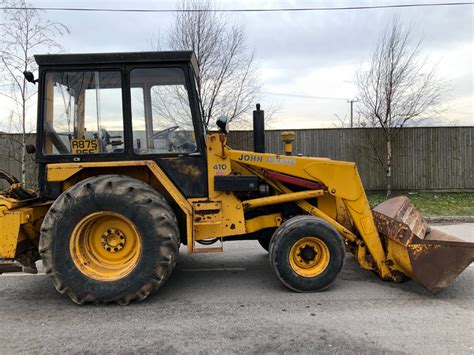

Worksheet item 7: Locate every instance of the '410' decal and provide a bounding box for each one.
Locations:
[213,163,227,170]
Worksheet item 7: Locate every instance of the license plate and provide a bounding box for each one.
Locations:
[70,139,99,154]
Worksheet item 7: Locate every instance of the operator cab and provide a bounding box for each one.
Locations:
[34,51,207,197]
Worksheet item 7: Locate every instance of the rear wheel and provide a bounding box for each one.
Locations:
[39,175,179,305]
[269,216,345,292]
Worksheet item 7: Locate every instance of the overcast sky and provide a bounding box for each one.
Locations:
[1,0,473,130]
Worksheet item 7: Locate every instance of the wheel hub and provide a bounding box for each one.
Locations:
[289,236,330,278]
[298,245,317,263]
[70,211,142,281]
[101,228,125,253]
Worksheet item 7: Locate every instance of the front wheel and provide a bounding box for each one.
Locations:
[269,216,345,292]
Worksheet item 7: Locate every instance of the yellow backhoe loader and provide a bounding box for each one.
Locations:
[0,51,472,304]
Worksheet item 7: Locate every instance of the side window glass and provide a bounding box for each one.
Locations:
[130,67,197,154]
[43,71,124,155]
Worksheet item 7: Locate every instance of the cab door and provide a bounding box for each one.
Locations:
[127,65,207,198]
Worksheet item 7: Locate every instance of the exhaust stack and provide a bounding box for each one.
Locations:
[253,104,265,153]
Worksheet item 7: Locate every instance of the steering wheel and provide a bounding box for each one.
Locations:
[151,126,179,140]
[100,128,123,152]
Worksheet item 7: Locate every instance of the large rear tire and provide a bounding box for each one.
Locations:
[269,216,345,292]
[39,175,179,305]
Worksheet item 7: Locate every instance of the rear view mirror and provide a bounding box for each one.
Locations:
[23,71,38,84]
[216,115,229,134]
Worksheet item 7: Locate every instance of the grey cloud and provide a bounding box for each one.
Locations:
[13,0,473,128]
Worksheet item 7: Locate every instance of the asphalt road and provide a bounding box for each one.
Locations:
[0,223,472,354]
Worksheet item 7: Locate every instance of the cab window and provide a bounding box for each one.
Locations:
[42,71,124,155]
[130,67,197,154]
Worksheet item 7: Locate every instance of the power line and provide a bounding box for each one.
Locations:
[1,2,474,13]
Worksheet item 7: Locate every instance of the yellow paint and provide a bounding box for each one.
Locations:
[191,200,224,240]
[47,165,83,182]
[410,243,441,254]
[243,190,324,210]
[289,237,330,277]
[281,131,295,156]
[335,197,353,229]
[0,202,50,259]
[0,210,21,258]
[245,213,282,234]
[229,150,359,199]
[69,211,142,281]
[355,244,376,271]
[385,238,414,278]
[360,216,376,234]
[189,134,246,249]
[47,160,154,182]
[317,194,337,220]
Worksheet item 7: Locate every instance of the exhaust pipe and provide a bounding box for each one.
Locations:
[253,104,265,153]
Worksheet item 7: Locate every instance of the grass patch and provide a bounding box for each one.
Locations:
[367,192,474,216]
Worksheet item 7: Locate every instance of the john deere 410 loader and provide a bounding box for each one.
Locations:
[0,51,472,304]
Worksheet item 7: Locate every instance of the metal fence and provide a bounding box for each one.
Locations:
[0,127,472,191]
[228,127,473,191]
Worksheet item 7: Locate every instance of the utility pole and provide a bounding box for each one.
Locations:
[347,99,357,128]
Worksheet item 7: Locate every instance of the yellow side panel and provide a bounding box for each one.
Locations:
[199,134,246,240]
[47,161,152,182]
[317,194,337,220]
[0,203,51,259]
[245,214,282,234]
[0,210,21,259]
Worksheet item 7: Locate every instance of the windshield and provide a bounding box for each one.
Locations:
[42,71,124,155]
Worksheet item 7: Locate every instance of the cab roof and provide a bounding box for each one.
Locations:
[34,50,200,77]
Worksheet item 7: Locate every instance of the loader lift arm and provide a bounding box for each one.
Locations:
[228,149,396,281]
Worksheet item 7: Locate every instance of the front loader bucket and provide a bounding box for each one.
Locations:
[373,196,474,293]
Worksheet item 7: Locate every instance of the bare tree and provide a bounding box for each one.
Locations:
[355,19,444,197]
[163,0,259,129]
[0,0,68,185]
